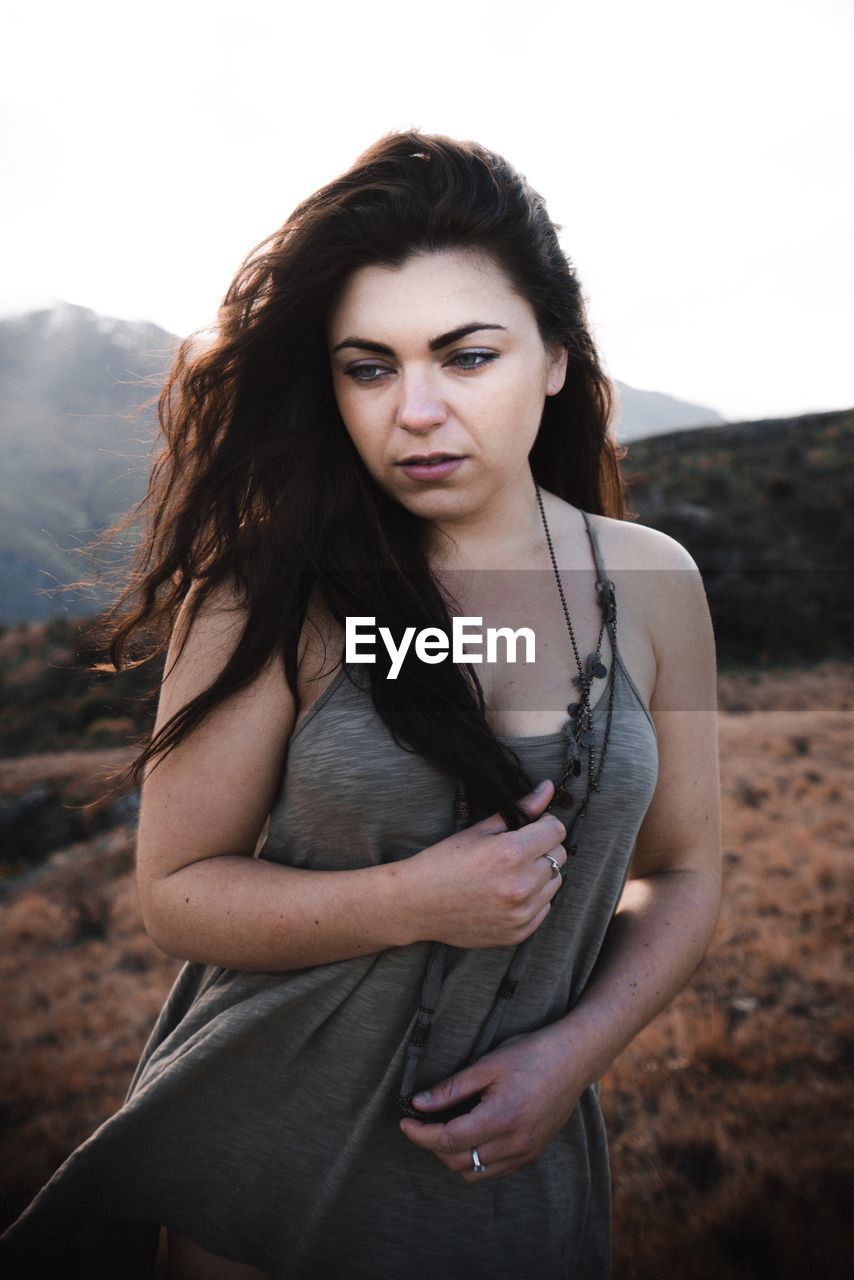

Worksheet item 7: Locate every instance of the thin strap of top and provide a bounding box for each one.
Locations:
[580,509,608,581]
[581,507,618,647]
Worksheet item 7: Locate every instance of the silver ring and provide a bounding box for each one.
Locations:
[471,1148,486,1174]
[544,854,562,878]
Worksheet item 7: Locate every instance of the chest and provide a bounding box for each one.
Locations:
[293,565,657,742]
[439,566,656,737]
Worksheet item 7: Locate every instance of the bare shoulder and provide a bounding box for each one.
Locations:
[583,507,700,574]
[159,576,292,728]
[170,577,345,734]
[158,577,251,724]
[538,489,697,572]
[138,577,300,890]
[590,512,712,674]
[540,493,713,716]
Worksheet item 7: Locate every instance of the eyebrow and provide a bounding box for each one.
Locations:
[330,323,508,357]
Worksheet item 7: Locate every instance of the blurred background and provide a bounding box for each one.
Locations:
[1,1,852,1275]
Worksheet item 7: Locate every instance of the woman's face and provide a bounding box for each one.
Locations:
[327,248,568,526]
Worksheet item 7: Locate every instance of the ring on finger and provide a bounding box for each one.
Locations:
[544,854,566,890]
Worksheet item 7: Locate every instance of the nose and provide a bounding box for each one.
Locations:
[395,368,448,433]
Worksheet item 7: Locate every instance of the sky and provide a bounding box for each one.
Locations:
[2,0,852,423]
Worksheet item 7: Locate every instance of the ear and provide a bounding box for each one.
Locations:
[545,343,569,397]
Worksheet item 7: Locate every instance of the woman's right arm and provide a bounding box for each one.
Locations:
[136,583,567,972]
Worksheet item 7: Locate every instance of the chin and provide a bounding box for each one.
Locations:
[394,485,471,514]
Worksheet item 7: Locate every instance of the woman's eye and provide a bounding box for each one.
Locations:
[345,364,389,383]
[451,350,498,371]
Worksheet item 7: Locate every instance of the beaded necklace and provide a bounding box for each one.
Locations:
[453,485,617,847]
[397,486,619,1120]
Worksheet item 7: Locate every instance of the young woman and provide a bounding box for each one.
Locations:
[1,130,722,1279]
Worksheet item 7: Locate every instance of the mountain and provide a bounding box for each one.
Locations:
[614,382,724,439]
[0,303,178,624]
[0,301,721,624]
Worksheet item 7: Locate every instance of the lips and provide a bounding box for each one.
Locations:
[397,455,466,481]
[396,453,463,465]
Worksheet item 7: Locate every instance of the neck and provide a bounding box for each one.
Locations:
[426,469,548,572]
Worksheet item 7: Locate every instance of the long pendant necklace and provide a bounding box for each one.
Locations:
[397,486,620,1120]
[454,481,619,853]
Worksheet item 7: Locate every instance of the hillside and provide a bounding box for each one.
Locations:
[620,406,854,664]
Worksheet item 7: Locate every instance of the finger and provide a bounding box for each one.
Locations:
[527,887,557,928]
[407,1065,488,1114]
[546,870,565,901]
[530,864,565,911]
[515,779,554,818]
[537,849,563,880]
[519,812,567,857]
[442,1138,515,1176]
[477,809,509,836]
[540,849,568,889]
[484,785,557,838]
[440,1144,527,1183]
[400,1113,492,1157]
[399,1091,502,1156]
[459,1155,523,1183]
[514,898,552,938]
[549,863,568,898]
[400,1117,456,1153]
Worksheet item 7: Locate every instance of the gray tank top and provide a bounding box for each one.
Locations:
[0,511,659,1280]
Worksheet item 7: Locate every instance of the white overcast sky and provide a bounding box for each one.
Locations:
[2,0,852,421]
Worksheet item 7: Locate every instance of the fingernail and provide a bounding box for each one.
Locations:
[413,1091,431,1106]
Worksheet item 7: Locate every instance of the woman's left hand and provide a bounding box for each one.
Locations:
[398,1024,589,1182]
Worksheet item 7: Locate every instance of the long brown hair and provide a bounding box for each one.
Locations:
[81,128,630,829]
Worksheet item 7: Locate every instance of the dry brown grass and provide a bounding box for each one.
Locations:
[606,689,853,1278]
[717,658,854,713]
[0,818,181,1228]
[0,746,136,798]
[1,663,852,1276]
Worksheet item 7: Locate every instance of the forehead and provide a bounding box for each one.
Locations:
[327,248,533,336]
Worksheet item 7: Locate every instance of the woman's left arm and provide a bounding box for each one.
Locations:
[400,543,722,1180]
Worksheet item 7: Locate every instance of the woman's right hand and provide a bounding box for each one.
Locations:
[405,780,568,949]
